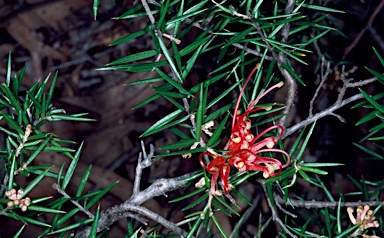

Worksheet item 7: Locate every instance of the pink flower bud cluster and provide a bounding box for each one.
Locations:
[347,205,380,238]
[5,188,31,212]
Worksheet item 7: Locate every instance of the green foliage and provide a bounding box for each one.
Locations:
[0,55,113,237]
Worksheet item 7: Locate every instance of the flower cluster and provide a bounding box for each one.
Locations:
[347,205,379,237]
[5,188,31,212]
[199,66,290,196]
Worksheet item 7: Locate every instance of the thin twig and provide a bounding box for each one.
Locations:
[122,204,189,237]
[52,183,94,219]
[369,26,384,52]
[140,0,181,44]
[227,4,251,20]
[276,0,297,129]
[275,196,297,218]
[336,65,348,104]
[342,0,384,59]
[181,11,273,60]
[74,141,194,237]
[133,142,154,194]
[309,57,331,116]
[15,124,31,157]
[283,93,364,139]
[140,0,156,25]
[246,0,297,129]
[345,77,377,88]
[275,195,384,209]
[284,74,377,138]
[251,21,281,63]
[232,43,274,60]
[75,171,196,237]
[0,168,8,198]
[0,206,10,216]
[229,194,261,238]
[259,180,298,238]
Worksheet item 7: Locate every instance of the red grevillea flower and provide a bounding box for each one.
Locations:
[199,65,290,196]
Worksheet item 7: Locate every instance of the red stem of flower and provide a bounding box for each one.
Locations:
[256,148,291,168]
[251,125,284,144]
[232,65,260,131]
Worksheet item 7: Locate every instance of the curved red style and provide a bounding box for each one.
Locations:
[200,65,290,195]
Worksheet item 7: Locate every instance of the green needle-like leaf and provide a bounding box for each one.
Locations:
[27,205,66,214]
[157,0,170,31]
[26,137,50,165]
[160,139,196,150]
[182,193,209,211]
[195,84,205,141]
[280,62,307,86]
[21,167,52,199]
[93,0,100,20]
[373,47,384,67]
[207,113,229,147]
[0,113,24,136]
[155,146,206,157]
[295,121,317,162]
[62,142,83,190]
[76,164,92,197]
[6,53,11,86]
[170,186,206,203]
[156,35,182,82]
[90,204,101,238]
[141,109,183,137]
[365,67,384,84]
[155,68,191,96]
[13,225,25,238]
[212,215,229,238]
[49,218,93,235]
[107,50,158,66]
[7,154,16,191]
[86,181,119,209]
[359,88,384,114]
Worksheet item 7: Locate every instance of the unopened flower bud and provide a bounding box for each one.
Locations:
[7,201,14,207]
[347,207,354,213]
[21,205,27,212]
[367,210,373,217]
[24,197,31,206]
[347,207,356,224]
[13,199,20,206]
[17,190,24,199]
[373,221,380,227]
[357,206,363,214]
